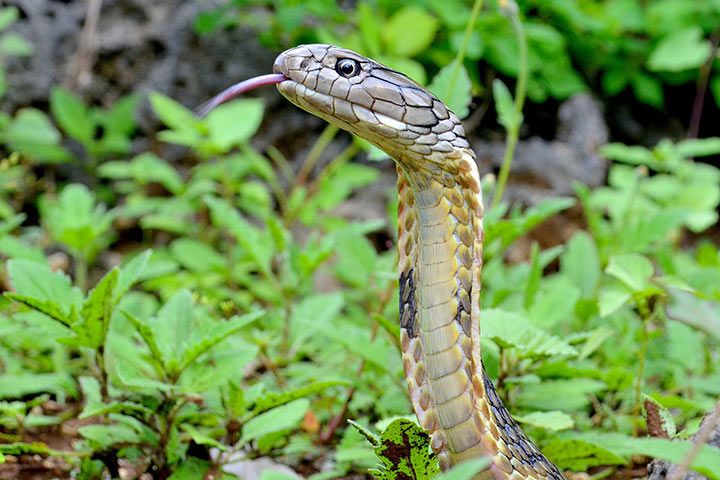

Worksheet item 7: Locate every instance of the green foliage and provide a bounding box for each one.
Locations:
[198,0,720,108]
[0,2,718,478]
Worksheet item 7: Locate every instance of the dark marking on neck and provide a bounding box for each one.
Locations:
[399,268,417,338]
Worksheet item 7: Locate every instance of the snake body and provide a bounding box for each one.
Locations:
[204,44,565,480]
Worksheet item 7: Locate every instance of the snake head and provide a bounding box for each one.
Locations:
[199,44,470,170]
[273,44,469,167]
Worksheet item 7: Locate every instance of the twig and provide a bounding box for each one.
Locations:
[64,0,103,90]
[687,28,720,139]
[667,398,720,480]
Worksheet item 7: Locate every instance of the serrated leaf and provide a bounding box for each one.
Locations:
[516,378,606,412]
[372,419,439,480]
[561,231,600,298]
[572,432,720,479]
[483,309,577,358]
[6,259,83,319]
[73,269,118,349]
[245,381,348,421]
[4,293,72,326]
[177,310,264,373]
[240,399,310,444]
[605,253,654,292]
[543,437,626,471]
[115,250,152,301]
[515,411,574,432]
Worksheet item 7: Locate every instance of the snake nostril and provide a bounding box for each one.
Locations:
[300,57,310,69]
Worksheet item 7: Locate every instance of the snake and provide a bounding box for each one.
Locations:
[199,44,566,480]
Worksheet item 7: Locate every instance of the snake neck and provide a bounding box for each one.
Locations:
[397,148,565,480]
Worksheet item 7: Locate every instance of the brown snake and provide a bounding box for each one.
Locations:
[200,44,566,480]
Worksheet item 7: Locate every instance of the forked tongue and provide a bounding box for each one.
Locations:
[195,73,286,117]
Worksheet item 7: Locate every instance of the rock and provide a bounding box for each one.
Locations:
[471,93,609,204]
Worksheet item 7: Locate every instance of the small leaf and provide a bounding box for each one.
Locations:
[372,419,439,479]
[50,88,94,144]
[483,309,577,359]
[382,6,438,57]
[428,60,472,119]
[492,79,517,131]
[73,269,119,349]
[605,253,654,292]
[515,411,574,432]
[543,437,626,471]
[245,381,348,421]
[648,27,712,72]
[206,98,264,151]
[240,399,310,444]
[150,92,200,132]
[434,458,491,480]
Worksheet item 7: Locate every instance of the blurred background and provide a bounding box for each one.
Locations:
[0,1,719,479]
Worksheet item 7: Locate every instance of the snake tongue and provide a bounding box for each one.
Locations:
[195,73,287,117]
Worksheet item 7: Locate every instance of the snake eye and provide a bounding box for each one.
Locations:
[336,58,360,78]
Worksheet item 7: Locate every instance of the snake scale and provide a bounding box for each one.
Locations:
[200,44,566,480]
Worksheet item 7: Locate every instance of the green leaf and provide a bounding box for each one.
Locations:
[598,284,632,317]
[515,411,574,432]
[6,259,83,317]
[643,395,676,438]
[0,33,32,56]
[0,373,77,399]
[177,310,263,373]
[482,309,577,359]
[245,381,348,421]
[371,419,439,480]
[675,137,720,158]
[561,231,600,298]
[50,88,94,144]
[115,250,152,301]
[4,293,73,326]
[382,6,438,57]
[648,27,712,72]
[492,79,517,131]
[3,108,69,163]
[240,399,310,444]
[170,238,227,273]
[150,92,200,132]
[516,378,606,412]
[572,432,720,479]
[543,437,626,471]
[0,442,52,456]
[428,60,472,119]
[206,99,264,151]
[72,269,119,349]
[605,253,654,292]
[433,458,491,480]
[0,7,19,31]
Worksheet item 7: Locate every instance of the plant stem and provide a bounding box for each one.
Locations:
[295,124,339,187]
[74,253,88,292]
[491,2,528,208]
[445,0,484,100]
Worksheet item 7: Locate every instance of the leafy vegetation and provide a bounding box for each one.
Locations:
[1,1,719,479]
[198,0,720,109]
